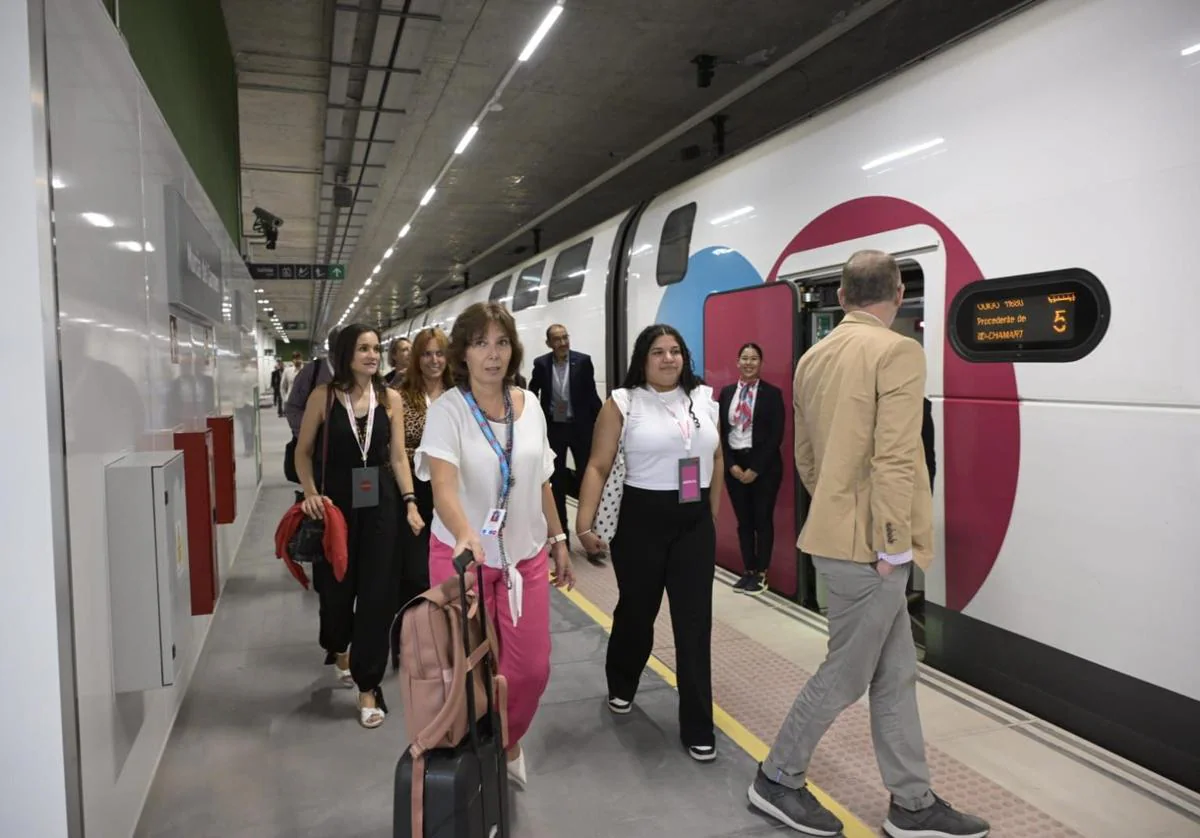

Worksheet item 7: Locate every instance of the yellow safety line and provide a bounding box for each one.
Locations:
[558,584,876,838]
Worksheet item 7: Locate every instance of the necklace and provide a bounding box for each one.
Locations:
[475,388,511,423]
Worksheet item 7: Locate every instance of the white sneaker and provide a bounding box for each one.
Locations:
[507,751,527,789]
[608,696,632,715]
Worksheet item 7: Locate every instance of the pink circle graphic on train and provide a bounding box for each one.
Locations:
[765,196,1019,612]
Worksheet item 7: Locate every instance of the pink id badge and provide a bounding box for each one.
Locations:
[677,457,701,504]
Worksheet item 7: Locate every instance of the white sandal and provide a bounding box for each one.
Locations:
[357,689,386,729]
[334,651,353,689]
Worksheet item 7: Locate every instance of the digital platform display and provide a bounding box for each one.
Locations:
[970,291,1076,345]
[948,269,1109,363]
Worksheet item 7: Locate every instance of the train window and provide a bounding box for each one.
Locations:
[511,260,545,312]
[489,275,512,304]
[656,202,697,286]
[548,239,592,302]
[947,268,1110,363]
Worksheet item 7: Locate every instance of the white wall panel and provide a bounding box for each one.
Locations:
[44,0,261,835]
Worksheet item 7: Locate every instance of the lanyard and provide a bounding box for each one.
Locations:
[462,387,515,505]
[340,386,377,466]
[650,387,693,455]
[462,386,515,588]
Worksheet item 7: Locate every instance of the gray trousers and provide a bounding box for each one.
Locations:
[762,557,934,811]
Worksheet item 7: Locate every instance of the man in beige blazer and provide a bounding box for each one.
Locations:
[747,251,989,838]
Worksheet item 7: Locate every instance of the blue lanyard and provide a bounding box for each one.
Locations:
[462,387,514,508]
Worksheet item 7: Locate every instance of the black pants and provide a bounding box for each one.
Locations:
[273,389,283,415]
[725,450,782,574]
[312,481,398,693]
[397,476,433,607]
[607,485,715,748]
[548,419,592,532]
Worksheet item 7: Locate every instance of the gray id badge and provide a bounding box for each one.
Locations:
[352,466,380,508]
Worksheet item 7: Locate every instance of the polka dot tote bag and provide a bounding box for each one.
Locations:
[593,388,631,543]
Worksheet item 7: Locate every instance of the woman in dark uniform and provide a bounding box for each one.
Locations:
[717,342,785,595]
[295,323,403,729]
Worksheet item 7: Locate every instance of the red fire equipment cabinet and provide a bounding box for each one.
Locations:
[174,428,218,615]
[207,415,237,525]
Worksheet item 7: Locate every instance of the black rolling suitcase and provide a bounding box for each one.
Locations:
[394,550,510,838]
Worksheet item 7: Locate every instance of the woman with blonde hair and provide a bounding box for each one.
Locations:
[414,301,575,788]
[390,327,452,610]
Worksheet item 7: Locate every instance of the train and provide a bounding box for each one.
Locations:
[382,0,1200,792]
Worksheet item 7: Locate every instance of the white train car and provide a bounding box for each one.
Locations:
[379,0,1200,790]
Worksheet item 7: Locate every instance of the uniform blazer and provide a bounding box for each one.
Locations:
[793,311,933,568]
[529,349,603,426]
[717,378,785,476]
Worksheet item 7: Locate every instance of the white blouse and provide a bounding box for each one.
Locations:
[414,387,556,569]
[621,384,720,491]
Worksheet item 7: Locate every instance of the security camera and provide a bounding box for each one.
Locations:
[252,207,283,250]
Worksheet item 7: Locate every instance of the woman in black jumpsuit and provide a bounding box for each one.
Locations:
[296,324,401,728]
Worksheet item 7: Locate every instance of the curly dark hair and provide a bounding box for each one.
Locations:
[622,323,701,428]
[446,302,524,387]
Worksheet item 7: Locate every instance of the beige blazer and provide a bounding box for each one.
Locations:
[793,311,933,568]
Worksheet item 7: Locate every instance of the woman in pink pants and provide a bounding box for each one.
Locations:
[414,301,575,789]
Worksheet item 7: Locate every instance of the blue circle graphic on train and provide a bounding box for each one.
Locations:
[653,246,763,376]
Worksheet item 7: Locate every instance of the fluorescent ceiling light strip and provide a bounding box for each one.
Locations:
[1183,43,1200,57]
[455,125,479,154]
[519,3,563,62]
[326,4,567,337]
[861,137,945,170]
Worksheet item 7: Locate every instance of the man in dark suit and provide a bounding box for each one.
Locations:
[529,323,603,559]
[717,343,785,594]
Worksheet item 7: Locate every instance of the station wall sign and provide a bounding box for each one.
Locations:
[246,263,345,281]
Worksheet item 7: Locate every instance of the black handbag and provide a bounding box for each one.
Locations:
[288,383,335,563]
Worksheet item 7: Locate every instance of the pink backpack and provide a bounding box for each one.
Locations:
[394,567,508,835]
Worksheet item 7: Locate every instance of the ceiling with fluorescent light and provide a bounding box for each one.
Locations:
[223,0,1038,346]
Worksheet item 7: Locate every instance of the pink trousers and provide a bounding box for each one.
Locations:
[428,535,551,747]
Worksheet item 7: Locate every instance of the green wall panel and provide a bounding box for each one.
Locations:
[117,0,241,249]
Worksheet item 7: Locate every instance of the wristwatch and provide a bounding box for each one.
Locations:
[547,532,567,546]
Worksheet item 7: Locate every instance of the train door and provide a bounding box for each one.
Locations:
[702,282,801,599]
[776,226,943,640]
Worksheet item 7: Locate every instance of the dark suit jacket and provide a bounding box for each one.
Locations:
[922,397,936,489]
[529,350,602,427]
[718,379,785,476]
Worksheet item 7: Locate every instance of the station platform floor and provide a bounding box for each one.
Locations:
[136,413,1200,838]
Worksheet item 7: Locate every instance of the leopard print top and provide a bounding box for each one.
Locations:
[397,388,428,460]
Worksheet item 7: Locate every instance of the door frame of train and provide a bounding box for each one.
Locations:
[702,282,802,600]
[776,224,947,608]
[605,201,650,394]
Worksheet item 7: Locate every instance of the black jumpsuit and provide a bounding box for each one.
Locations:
[312,394,399,694]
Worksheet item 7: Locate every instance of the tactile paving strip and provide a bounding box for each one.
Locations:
[566,555,1081,838]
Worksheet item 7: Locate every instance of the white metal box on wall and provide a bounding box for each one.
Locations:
[104,451,192,693]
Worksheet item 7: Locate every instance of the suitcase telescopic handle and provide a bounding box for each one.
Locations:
[453,548,510,837]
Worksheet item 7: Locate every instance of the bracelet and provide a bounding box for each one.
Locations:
[577,528,593,537]
[402,493,416,503]
[546,532,567,546]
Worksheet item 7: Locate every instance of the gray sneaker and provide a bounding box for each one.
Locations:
[883,794,990,838]
[747,766,842,835]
